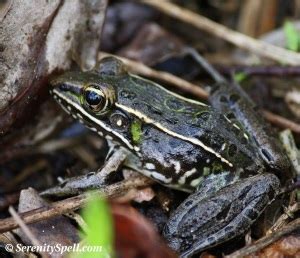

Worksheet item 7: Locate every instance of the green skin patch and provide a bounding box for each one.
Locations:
[131,119,142,145]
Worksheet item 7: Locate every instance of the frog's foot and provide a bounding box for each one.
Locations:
[41,147,129,197]
[163,173,280,258]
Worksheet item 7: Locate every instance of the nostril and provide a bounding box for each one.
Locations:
[59,83,70,91]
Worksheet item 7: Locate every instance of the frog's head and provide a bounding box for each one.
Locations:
[50,57,142,151]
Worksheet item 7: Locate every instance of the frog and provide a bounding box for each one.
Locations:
[50,56,293,257]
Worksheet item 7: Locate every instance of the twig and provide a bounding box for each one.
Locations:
[225,218,300,257]
[141,0,300,65]
[216,64,300,77]
[8,206,48,258]
[0,175,153,233]
[263,110,300,134]
[267,203,300,234]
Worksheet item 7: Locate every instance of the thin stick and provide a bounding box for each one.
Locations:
[141,0,300,65]
[263,110,300,134]
[0,175,153,233]
[226,218,300,258]
[8,206,48,258]
[8,206,41,247]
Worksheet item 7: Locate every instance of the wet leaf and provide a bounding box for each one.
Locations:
[112,203,177,258]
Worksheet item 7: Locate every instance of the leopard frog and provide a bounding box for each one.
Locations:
[50,56,292,257]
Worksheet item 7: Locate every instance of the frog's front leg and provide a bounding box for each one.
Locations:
[163,173,280,257]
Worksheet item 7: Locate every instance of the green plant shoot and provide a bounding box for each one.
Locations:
[74,193,114,258]
[284,21,300,52]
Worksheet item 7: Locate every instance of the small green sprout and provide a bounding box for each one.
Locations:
[74,193,114,258]
[284,21,300,52]
[233,72,248,83]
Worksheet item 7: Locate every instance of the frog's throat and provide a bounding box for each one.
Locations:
[115,103,233,168]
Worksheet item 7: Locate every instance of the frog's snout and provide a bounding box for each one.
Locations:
[50,74,82,96]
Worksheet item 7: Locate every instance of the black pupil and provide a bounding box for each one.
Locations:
[86,90,102,106]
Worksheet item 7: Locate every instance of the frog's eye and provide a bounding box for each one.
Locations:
[84,88,106,112]
[83,84,116,115]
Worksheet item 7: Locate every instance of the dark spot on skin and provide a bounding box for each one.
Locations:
[152,137,160,143]
[196,111,210,122]
[261,148,274,162]
[165,117,179,125]
[184,200,194,207]
[148,105,163,115]
[226,112,236,120]
[224,226,234,233]
[210,136,225,150]
[87,172,96,178]
[120,90,136,100]
[241,136,248,145]
[246,208,258,220]
[142,126,150,137]
[229,94,240,104]
[228,144,237,157]
[267,189,275,201]
[132,102,163,115]
[238,185,252,201]
[169,138,181,149]
[197,132,211,146]
[166,98,183,110]
[216,205,231,221]
[207,236,216,244]
[219,95,228,103]
[60,181,67,188]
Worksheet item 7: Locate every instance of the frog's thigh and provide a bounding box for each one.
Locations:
[163,173,280,257]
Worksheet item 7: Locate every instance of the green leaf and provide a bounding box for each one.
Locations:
[233,72,248,83]
[284,21,300,52]
[74,193,113,258]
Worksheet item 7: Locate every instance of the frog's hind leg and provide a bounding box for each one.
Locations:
[163,173,280,258]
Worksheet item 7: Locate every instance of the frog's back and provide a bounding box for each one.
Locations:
[114,75,263,175]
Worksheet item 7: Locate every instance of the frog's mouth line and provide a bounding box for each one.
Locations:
[51,88,137,152]
[115,102,233,168]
